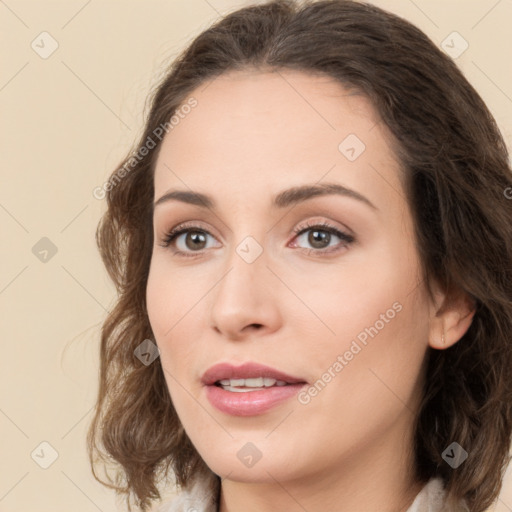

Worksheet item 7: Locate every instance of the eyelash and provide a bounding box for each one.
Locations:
[158,220,355,258]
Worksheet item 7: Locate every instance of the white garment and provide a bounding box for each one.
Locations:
[157,474,470,512]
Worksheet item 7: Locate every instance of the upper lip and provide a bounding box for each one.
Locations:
[201,362,307,386]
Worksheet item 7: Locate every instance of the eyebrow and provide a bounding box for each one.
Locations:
[153,182,378,212]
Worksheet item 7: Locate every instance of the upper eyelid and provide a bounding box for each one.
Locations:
[162,219,348,238]
[160,220,352,249]
[168,221,219,239]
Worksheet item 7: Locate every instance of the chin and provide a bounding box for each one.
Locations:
[195,441,298,483]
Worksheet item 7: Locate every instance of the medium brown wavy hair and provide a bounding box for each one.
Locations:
[88,1,512,510]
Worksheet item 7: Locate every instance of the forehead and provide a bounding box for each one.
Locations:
[170,68,380,142]
[189,68,378,120]
[153,69,403,211]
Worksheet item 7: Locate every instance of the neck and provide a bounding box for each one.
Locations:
[218,410,425,512]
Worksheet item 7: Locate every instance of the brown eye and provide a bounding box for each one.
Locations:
[306,229,331,249]
[292,222,354,254]
[159,223,220,257]
[183,231,208,250]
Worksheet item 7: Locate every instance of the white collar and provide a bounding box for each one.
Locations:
[157,474,467,512]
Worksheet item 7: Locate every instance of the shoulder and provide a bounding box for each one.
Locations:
[157,475,469,512]
[156,472,219,512]
[406,477,470,512]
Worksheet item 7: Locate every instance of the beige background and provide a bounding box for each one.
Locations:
[0,0,511,510]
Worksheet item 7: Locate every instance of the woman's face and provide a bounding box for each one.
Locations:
[147,69,439,486]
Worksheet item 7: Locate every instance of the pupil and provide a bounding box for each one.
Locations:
[187,231,206,250]
[309,230,329,248]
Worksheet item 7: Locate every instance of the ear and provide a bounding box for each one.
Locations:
[428,282,477,350]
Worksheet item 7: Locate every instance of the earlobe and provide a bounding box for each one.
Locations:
[428,289,477,351]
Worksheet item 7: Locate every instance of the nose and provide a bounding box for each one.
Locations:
[210,245,282,341]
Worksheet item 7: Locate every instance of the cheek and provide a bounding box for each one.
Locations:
[146,263,172,342]
[146,257,204,339]
[294,240,428,396]
[146,274,210,439]
[295,285,429,454]
[146,256,213,390]
[146,260,190,375]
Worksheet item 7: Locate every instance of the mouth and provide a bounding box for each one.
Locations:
[214,376,291,392]
[201,362,308,416]
[201,361,307,387]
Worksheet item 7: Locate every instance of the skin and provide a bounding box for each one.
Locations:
[146,69,475,512]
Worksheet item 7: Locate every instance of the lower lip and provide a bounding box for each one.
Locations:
[205,383,306,416]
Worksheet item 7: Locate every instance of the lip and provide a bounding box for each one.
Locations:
[201,362,308,417]
[201,362,307,386]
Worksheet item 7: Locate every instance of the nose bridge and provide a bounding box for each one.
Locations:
[215,233,267,308]
[221,211,270,279]
[210,229,280,337]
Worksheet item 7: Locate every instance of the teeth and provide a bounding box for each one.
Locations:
[217,377,289,390]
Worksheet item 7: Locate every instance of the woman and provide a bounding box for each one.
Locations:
[88,1,512,511]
